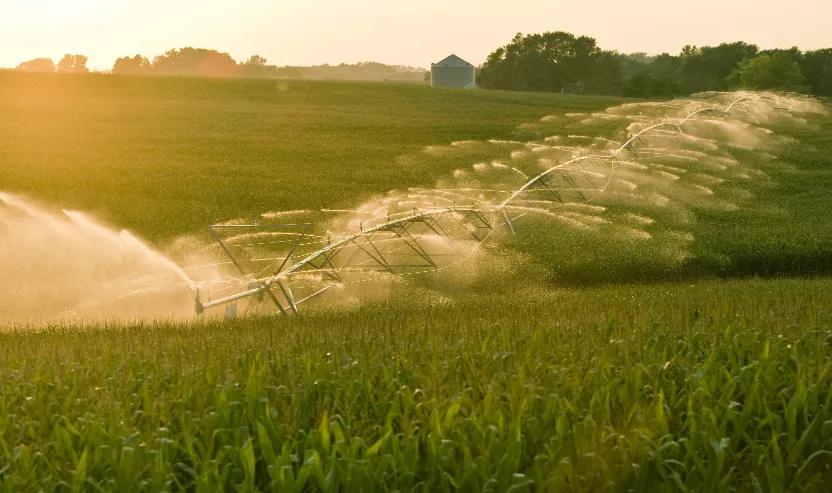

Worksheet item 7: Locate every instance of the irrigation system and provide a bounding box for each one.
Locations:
[194,93,796,317]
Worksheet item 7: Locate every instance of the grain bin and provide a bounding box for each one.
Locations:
[431,54,476,89]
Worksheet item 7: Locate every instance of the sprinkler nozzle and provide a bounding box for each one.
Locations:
[195,290,205,315]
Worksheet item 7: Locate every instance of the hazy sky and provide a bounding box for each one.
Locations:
[1,0,830,70]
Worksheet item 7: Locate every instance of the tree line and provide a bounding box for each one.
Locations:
[13,36,832,96]
[16,54,90,74]
[14,48,426,82]
[480,32,832,97]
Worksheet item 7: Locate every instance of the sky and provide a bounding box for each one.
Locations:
[1,0,830,71]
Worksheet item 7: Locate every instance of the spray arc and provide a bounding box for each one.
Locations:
[195,206,497,316]
[195,91,813,318]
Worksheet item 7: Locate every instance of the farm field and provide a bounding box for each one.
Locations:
[1,73,830,284]
[0,73,624,241]
[1,73,832,491]
[2,279,832,491]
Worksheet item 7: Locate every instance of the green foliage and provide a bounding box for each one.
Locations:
[621,42,760,98]
[800,49,832,96]
[821,63,832,96]
[479,32,605,93]
[582,51,625,96]
[732,53,806,91]
[478,32,832,98]
[478,34,779,99]
[677,42,759,93]
[760,47,804,65]
[624,54,681,98]
[1,279,831,491]
[614,52,653,81]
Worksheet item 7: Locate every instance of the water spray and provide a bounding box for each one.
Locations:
[194,92,815,317]
[0,92,820,324]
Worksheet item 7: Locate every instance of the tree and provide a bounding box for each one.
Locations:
[479,32,602,92]
[112,55,152,75]
[680,45,701,58]
[677,42,758,93]
[732,53,805,91]
[819,61,832,96]
[56,54,90,74]
[760,47,802,65]
[583,51,624,95]
[800,49,832,95]
[246,55,267,66]
[624,54,681,98]
[152,47,240,77]
[240,55,270,78]
[616,53,653,80]
[16,58,55,73]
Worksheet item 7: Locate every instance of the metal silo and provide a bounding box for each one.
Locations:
[431,54,476,89]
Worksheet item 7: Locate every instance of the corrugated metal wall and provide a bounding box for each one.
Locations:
[431,66,476,88]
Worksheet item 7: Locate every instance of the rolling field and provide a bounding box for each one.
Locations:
[1,73,832,491]
[0,73,624,241]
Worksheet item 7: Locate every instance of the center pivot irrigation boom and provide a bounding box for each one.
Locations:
[195,207,496,316]
[194,93,789,317]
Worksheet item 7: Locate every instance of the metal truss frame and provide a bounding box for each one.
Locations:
[195,93,790,316]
